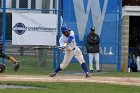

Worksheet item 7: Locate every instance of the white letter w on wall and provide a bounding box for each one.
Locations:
[73,0,108,40]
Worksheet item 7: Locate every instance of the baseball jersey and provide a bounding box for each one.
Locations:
[59,30,76,51]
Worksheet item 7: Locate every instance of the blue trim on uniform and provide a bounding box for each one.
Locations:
[72,47,75,50]
[55,66,62,73]
[81,63,88,73]
[67,36,74,43]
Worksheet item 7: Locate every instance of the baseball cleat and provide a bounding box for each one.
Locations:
[90,70,94,73]
[96,70,101,72]
[85,72,91,78]
[50,72,56,77]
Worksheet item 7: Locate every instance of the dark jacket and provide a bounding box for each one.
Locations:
[86,33,100,53]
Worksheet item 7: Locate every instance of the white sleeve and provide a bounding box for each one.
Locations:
[59,35,64,47]
[70,30,75,37]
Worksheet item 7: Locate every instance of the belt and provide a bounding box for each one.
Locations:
[72,48,76,50]
[67,47,76,51]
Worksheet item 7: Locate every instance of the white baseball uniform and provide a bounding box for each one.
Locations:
[59,30,85,69]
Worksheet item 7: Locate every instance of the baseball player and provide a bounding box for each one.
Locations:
[50,26,90,78]
[0,42,20,73]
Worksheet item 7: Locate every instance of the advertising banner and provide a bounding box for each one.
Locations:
[12,13,57,46]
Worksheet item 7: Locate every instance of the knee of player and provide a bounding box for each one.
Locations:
[79,61,86,65]
[60,64,67,70]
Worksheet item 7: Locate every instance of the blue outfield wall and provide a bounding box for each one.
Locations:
[62,0,122,66]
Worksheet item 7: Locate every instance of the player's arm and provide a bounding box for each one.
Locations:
[67,36,74,43]
[67,30,74,43]
[87,35,96,45]
[59,35,67,51]
[96,34,100,45]
[62,31,74,49]
[59,31,75,51]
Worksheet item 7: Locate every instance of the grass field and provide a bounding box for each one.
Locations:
[0,81,140,93]
[0,55,140,93]
[4,55,140,77]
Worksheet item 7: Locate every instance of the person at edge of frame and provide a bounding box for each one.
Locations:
[0,42,20,73]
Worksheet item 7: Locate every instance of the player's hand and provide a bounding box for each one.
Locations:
[63,42,68,48]
[60,48,64,51]
[59,46,65,51]
[58,42,68,51]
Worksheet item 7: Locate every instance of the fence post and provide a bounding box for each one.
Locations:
[117,0,122,72]
[2,0,6,64]
[57,0,62,67]
[38,47,47,67]
[53,48,57,70]
[19,47,24,56]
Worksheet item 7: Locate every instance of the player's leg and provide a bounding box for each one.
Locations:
[74,47,90,78]
[136,56,140,71]
[88,53,94,72]
[0,53,20,72]
[94,53,100,72]
[1,53,16,63]
[50,51,73,77]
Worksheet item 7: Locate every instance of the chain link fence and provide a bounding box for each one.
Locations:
[0,0,122,75]
[0,0,59,74]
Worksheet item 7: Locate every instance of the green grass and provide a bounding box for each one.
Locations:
[0,81,140,93]
[4,56,53,75]
[0,56,140,93]
[4,55,85,75]
[94,72,140,77]
[2,55,140,77]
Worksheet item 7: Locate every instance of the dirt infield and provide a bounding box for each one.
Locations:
[0,74,140,86]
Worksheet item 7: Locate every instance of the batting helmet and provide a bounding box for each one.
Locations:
[0,63,6,73]
[61,26,69,34]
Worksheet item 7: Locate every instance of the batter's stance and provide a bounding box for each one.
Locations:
[50,26,90,78]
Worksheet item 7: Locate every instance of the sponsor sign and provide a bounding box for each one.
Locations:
[12,13,57,46]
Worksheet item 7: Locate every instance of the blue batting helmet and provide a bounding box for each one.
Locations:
[61,26,69,34]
